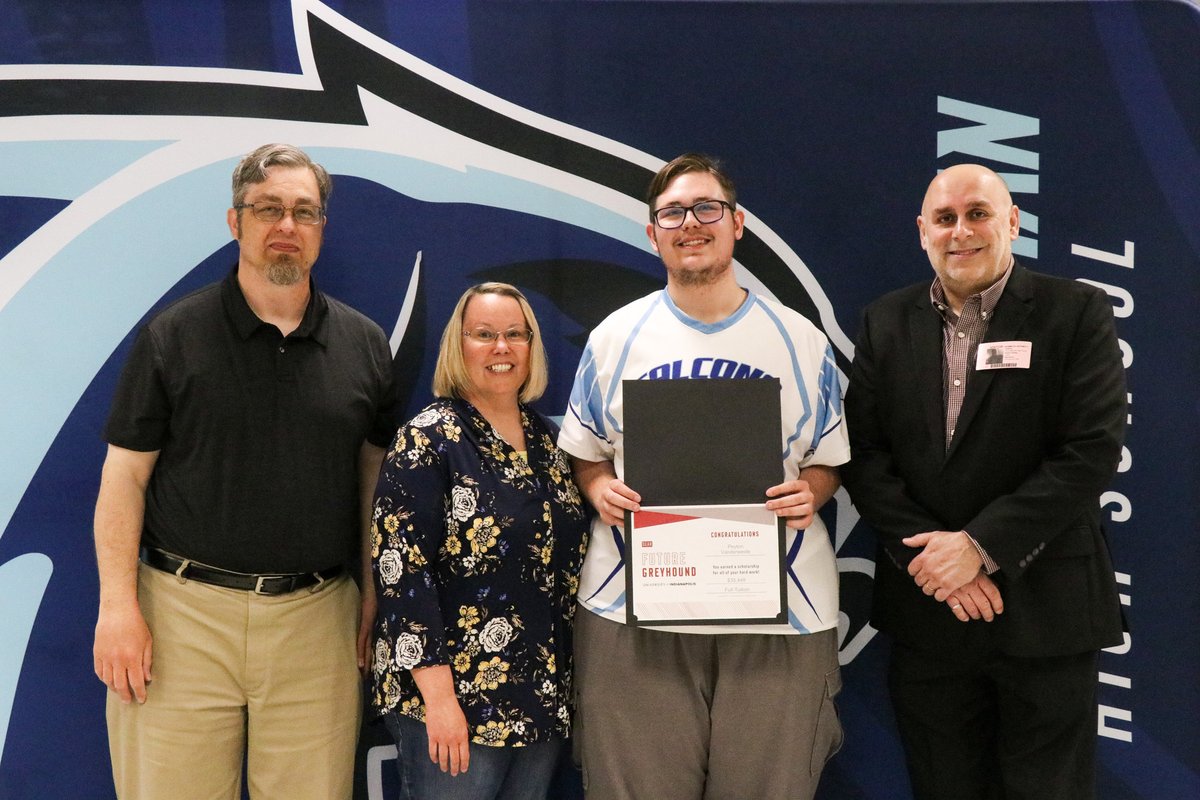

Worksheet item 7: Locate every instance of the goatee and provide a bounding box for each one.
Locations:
[267,257,304,286]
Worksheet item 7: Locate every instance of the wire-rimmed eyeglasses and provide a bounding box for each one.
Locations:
[463,328,534,345]
[235,202,325,225]
[652,200,734,229]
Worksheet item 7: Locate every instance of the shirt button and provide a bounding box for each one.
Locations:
[953,379,961,387]
[278,346,286,353]
[957,331,965,339]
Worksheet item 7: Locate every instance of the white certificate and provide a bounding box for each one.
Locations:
[624,504,787,626]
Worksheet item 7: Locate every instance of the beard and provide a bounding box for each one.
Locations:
[233,220,309,287]
[667,258,731,288]
[266,255,304,286]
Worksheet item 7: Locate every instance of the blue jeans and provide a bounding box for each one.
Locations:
[384,711,563,800]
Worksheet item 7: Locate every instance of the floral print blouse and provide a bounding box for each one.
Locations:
[370,398,588,746]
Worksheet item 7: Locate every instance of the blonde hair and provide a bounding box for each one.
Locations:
[433,283,549,404]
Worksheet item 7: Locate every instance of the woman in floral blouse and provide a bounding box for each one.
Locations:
[369,282,588,799]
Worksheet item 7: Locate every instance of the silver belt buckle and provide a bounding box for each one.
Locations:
[254,575,276,595]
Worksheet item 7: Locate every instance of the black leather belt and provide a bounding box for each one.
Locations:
[140,547,343,595]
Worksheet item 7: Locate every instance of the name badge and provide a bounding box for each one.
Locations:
[976,340,1032,370]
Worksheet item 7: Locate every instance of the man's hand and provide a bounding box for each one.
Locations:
[93,602,153,704]
[945,572,1004,622]
[571,458,640,528]
[765,479,817,530]
[765,466,839,531]
[357,584,377,676]
[358,441,386,675]
[593,478,642,528]
[904,530,983,601]
[92,444,158,704]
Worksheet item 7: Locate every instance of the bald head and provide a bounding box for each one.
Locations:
[916,163,1021,312]
[921,164,1013,217]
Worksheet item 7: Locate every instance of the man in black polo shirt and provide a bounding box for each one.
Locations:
[92,143,396,798]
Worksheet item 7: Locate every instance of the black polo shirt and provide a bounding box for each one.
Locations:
[105,267,397,573]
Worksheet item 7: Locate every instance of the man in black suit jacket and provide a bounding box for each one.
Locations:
[842,164,1126,800]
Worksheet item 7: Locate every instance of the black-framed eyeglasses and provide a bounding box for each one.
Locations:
[463,328,534,345]
[235,202,325,225]
[652,200,734,229]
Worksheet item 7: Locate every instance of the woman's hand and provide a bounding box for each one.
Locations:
[410,664,471,774]
[423,695,471,774]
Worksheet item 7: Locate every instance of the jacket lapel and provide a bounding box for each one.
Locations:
[945,264,1034,461]
[907,292,947,458]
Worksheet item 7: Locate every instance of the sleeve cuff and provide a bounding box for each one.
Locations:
[964,531,1000,574]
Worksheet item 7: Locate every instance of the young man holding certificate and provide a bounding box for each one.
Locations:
[558,153,850,799]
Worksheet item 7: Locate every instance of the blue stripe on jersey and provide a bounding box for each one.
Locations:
[787,609,812,634]
[603,292,665,435]
[785,531,821,624]
[751,296,813,457]
[592,590,627,616]
[661,287,755,333]
[567,342,611,444]
[787,561,821,625]
[583,524,627,605]
[812,343,844,448]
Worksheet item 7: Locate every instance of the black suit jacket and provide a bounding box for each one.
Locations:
[843,263,1126,658]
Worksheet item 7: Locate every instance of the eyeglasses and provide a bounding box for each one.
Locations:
[235,202,325,225]
[652,200,734,229]
[463,328,534,345]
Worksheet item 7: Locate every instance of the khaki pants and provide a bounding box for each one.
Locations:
[573,608,843,800]
[107,563,361,799]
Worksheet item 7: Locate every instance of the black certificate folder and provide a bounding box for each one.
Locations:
[622,378,783,506]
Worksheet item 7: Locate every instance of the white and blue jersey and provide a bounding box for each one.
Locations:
[558,289,850,635]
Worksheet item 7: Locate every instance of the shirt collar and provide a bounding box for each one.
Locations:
[221,265,328,344]
[929,261,1014,323]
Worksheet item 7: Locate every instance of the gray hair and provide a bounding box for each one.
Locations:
[231,143,332,209]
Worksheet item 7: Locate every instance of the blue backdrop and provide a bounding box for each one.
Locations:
[0,1,1196,798]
